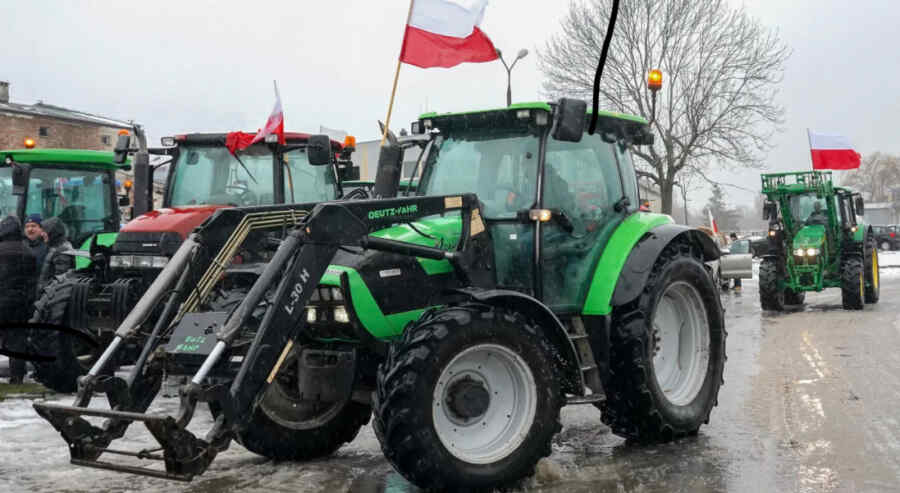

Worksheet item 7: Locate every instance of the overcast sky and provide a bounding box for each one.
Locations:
[3,0,898,208]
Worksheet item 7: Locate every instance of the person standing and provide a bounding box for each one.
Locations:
[23,214,48,268]
[730,232,742,292]
[36,217,75,294]
[0,216,38,385]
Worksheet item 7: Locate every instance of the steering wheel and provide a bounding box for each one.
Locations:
[225,184,258,206]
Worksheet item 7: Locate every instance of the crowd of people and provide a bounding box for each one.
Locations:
[0,214,74,385]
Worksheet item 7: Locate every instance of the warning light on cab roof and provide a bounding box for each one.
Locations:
[648,69,663,92]
[23,138,36,149]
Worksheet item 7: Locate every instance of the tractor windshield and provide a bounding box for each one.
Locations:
[169,144,335,207]
[418,131,539,219]
[790,194,828,226]
[25,166,115,244]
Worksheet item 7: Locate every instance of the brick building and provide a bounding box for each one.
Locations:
[0,81,132,151]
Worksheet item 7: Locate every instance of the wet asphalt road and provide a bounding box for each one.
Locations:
[3,269,900,492]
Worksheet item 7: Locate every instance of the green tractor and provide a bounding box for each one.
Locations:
[1,147,130,264]
[36,100,727,491]
[758,171,879,310]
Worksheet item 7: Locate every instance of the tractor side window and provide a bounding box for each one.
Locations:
[541,133,626,310]
[283,149,335,204]
[0,167,15,217]
[616,143,640,211]
[170,145,275,207]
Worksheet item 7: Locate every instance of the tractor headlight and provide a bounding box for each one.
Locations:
[794,248,805,257]
[110,255,168,268]
[110,255,134,268]
[306,286,351,324]
[806,248,819,257]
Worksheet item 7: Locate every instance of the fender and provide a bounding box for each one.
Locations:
[452,287,584,395]
[609,223,720,308]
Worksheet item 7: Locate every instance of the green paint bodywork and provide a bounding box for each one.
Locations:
[582,213,674,316]
[1,149,130,170]
[75,232,118,270]
[792,225,826,249]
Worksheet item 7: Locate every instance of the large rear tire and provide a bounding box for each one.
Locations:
[28,274,101,393]
[865,237,880,304]
[602,241,726,443]
[758,258,785,311]
[841,256,865,310]
[374,303,563,491]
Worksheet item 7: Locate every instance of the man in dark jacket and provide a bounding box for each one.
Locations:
[36,217,75,295]
[0,216,38,384]
[23,213,48,268]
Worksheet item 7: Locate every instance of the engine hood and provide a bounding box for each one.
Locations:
[321,215,464,337]
[793,225,826,249]
[121,205,230,239]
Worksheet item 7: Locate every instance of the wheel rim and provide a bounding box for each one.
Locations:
[873,249,879,290]
[652,281,711,406]
[259,347,346,430]
[432,343,537,464]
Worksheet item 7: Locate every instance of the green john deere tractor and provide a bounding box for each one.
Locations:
[36,100,727,491]
[759,171,879,310]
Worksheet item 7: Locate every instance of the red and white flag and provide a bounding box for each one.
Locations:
[708,209,719,234]
[227,81,285,155]
[399,0,498,68]
[808,130,861,170]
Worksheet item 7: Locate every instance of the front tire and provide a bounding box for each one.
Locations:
[28,274,101,393]
[841,256,865,310]
[865,238,880,304]
[758,258,785,311]
[374,304,563,491]
[602,241,726,443]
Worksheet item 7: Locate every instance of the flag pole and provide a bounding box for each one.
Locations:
[381,0,416,147]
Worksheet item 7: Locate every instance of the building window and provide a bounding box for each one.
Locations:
[39,126,49,136]
[101,135,111,145]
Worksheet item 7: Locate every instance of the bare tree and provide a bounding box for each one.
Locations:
[841,153,900,202]
[540,0,789,213]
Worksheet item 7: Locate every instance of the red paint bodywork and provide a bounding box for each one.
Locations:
[120,205,231,239]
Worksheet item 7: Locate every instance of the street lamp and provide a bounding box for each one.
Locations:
[497,48,529,106]
[673,181,689,225]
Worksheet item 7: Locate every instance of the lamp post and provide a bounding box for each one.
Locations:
[497,48,529,106]
[673,181,689,225]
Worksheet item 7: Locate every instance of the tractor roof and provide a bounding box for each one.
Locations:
[0,148,129,170]
[419,101,647,128]
[761,171,834,196]
[173,132,344,150]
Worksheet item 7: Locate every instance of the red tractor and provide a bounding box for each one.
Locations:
[30,128,358,392]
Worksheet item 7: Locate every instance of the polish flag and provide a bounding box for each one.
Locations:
[400,0,499,68]
[227,82,285,155]
[708,209,718,234]
[808,130,861,170]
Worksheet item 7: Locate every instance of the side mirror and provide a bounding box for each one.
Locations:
[339,165,361,182]
[118,195,131,207]
[307,134,333,166]
[132,151,152,217]
[552,98,586,143]
[632,126,655,146]
[374,143,403,198]
[11,162,28,195]
[854,195,865,216]
[114,133,131,164]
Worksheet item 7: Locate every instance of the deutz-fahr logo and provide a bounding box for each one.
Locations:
[368,204,418,220]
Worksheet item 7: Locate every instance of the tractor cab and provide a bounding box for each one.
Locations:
[0,147,127,253]
[409,102,650,311]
